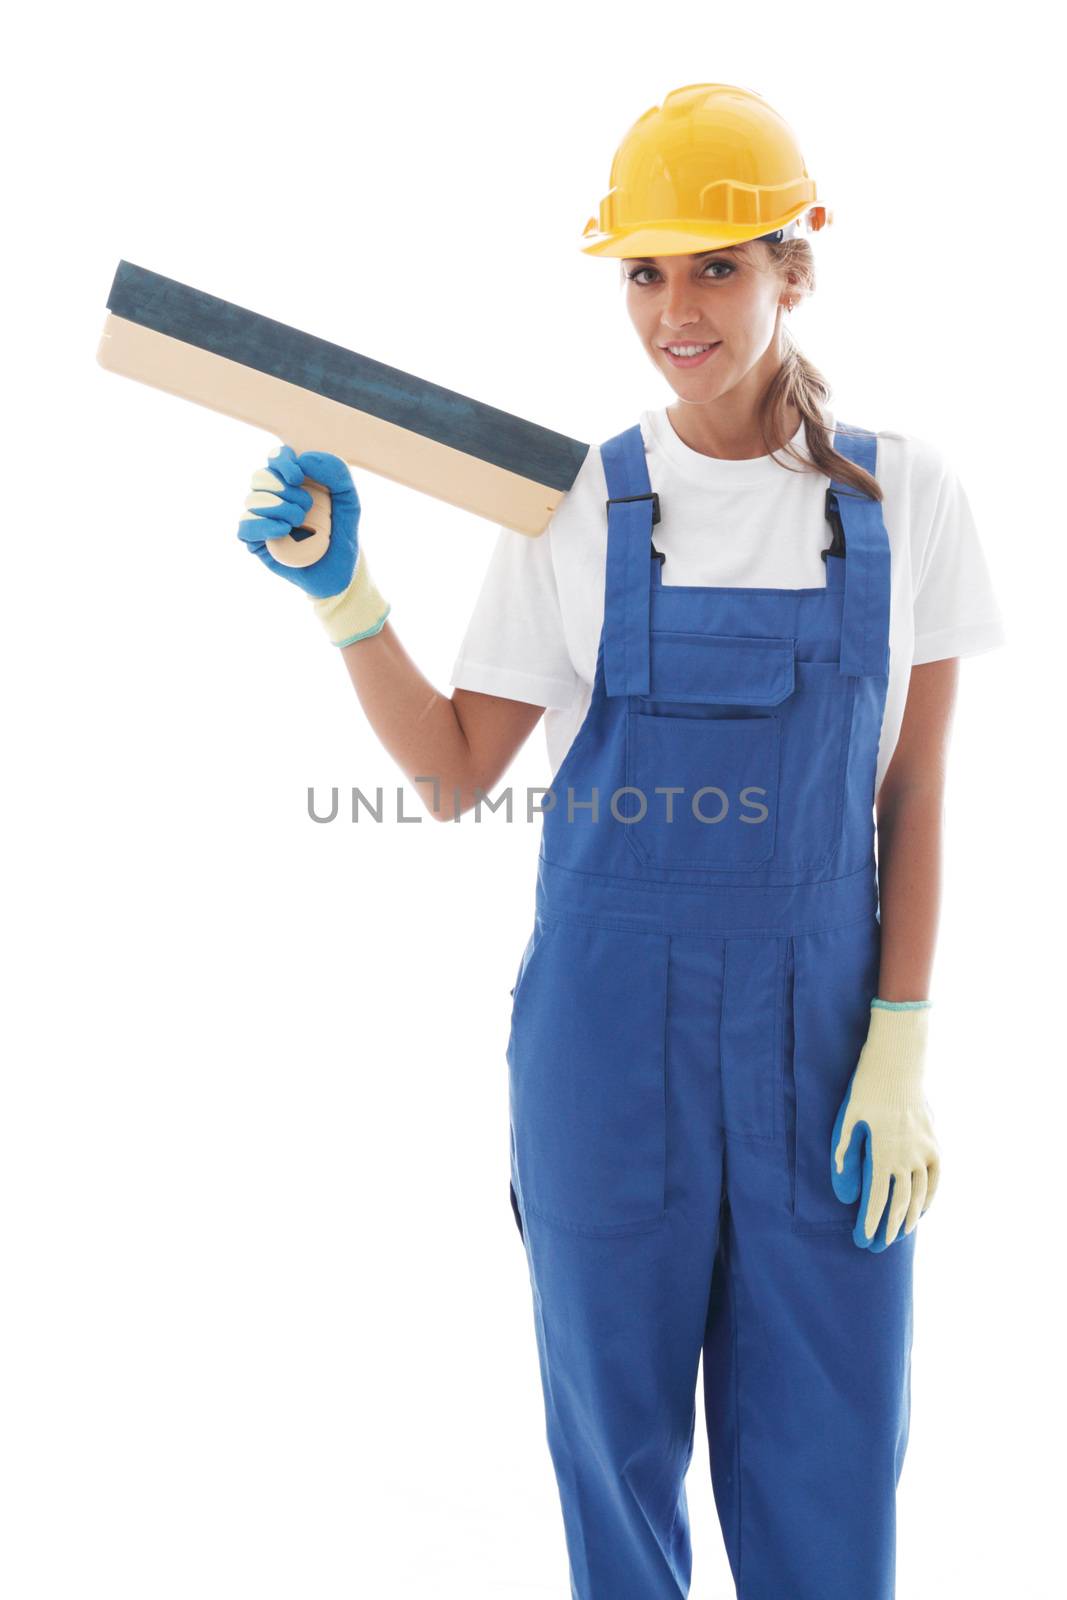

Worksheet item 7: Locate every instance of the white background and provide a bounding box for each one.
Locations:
[3,3,1062,1596]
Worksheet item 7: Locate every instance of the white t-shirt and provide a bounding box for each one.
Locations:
[449,405,1007,795]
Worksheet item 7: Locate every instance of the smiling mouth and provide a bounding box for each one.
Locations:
[660,341,723,365]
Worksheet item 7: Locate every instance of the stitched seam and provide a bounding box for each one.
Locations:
[523,1201,666,1238]
[719,940,728,1137]
[533,902,878,940]
[785,938,796,1210]
[664,935,672,1216]
[538,848,875,896]
[794,929,804,1225]
[774,937,786,1145]
[728,1217,745,1593]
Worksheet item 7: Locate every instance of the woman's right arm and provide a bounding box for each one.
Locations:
[336,624,547,822]
[238,442,546,819]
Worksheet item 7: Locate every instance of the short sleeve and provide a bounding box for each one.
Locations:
[911,457,1007,664]
[449,523,582,709]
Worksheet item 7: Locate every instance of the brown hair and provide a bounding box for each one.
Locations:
[756,236,883,503]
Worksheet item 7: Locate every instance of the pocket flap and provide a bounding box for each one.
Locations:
[644,632,796,706]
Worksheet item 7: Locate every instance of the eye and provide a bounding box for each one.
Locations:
[624,261,735,285]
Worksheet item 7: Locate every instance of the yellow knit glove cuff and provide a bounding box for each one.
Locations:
[311,548,391,646]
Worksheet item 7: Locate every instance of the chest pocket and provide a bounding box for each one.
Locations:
[623,632,856,876]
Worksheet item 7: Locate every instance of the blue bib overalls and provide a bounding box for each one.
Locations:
[505,423,913,1599]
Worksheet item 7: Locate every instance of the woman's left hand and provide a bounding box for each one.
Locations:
[830,1001,941,1252]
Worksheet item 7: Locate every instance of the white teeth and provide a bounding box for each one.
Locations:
[666,344,714,356]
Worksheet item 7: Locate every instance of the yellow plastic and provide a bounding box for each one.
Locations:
[580,83,831,258]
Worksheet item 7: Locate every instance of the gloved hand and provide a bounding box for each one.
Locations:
[830,1000,941,1252]
[237,444,391,645]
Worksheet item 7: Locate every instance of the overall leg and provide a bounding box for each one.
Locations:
[511,929,725,1599]
[703,928,915,1600]
[704,1159,913,1599]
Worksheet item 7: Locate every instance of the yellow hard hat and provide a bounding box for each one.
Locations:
[580,83,831,258]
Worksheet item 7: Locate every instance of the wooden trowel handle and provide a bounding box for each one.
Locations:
[264,471,332,570]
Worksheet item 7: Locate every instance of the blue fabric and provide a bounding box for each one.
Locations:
[237,445,361,598]
[506,421,913,1598]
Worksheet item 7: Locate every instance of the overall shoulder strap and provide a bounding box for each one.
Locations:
[601,424,656,697]
[831,424,891,678]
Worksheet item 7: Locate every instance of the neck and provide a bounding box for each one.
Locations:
[665,340,801,460]
[665,401,802,461]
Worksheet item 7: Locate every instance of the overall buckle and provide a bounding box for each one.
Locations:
[821,487,847,561]
[605,490,661,526]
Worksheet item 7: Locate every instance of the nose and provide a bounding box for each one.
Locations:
[660,289,703,332]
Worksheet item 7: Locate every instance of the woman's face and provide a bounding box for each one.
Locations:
[622,244,788,402]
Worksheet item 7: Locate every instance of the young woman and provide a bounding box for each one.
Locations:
[239,83,1006,1600]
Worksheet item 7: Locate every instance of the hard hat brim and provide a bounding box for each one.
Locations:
[580,203,821,259]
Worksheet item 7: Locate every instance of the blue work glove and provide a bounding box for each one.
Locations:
[237,445,390,643]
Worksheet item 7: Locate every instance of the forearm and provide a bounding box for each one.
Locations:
[241,449,482,817]
[874,783,944,1001]
[337,621,476,819]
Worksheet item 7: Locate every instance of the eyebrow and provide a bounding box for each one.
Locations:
[623,248,740,265]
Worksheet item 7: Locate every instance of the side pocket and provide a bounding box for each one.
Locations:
[506,941,533,1240]
[506,923,555,1246]
[507,919,670,1238]
[788,918,880,1233]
